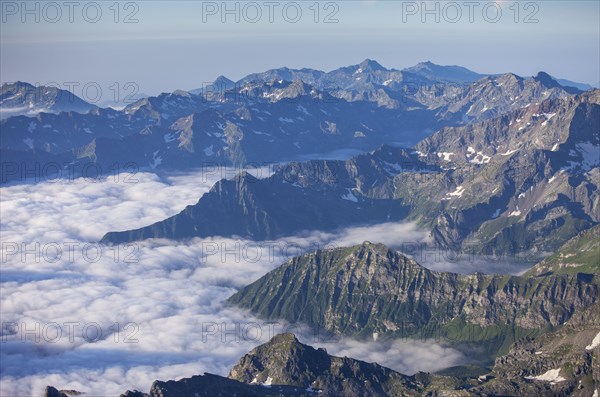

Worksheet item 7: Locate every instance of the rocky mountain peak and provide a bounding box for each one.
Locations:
[350,241,397,260]
[213,75,234,85]
[265,331,300,344]
[281,79,313,97]
[228,333,423,396]
[496,72,524,84]
[229,240,598,341]
[358,58,386,72]
[170,89,192,97]
[0,81,96,118]
[229,332,330,387]
[534,71,561,88]
[1,81,33,91]
[43,386,67,397]
[533,71,581,94]
[248,332,316,358]
[252,333,309,358]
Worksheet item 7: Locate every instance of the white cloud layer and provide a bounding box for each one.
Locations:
[1,170,475,396]
[313,336,469,375]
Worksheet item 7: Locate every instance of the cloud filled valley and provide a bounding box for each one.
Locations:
[2,2,599,394]
[0,170,474,396]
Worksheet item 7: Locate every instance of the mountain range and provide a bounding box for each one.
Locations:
[100,88,600,259]
[1,61,588,184]
[0,81,97,119]
[193,60,487,95]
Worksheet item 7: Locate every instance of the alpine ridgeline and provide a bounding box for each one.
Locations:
[101,90,600,259]
[2,62,585,184]
[228,242,598,355]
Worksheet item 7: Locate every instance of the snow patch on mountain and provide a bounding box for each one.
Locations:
[444,186,465,199]
[342,189,359,202]
[586,331,600,350]
[509,208,522,217]
[22,138,34,150]
[296,105,311,116]
[467,146,491,164]
[525,368,565,384]
[500,149,518,156]
[541,112,556,126]
[149,151,162,169]
[437,152,454,162]
[164,131,178,143]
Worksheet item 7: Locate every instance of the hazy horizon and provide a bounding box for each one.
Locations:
[2,1,598,97]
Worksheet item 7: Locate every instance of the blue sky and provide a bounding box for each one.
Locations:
[1,1,599,96]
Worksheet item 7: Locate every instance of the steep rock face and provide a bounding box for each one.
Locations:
[474,302,600,397]
[398,90,600,254]
[228,243,598,338]
[415,90,600,165]
[534,71,582,94]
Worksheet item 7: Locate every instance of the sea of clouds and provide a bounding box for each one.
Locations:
[1,168,501,396]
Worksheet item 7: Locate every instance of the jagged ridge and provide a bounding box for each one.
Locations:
[228,242,598,343]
